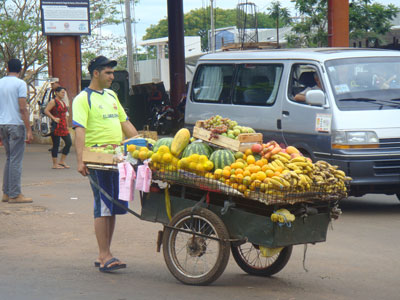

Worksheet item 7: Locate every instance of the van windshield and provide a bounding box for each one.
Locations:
[325,57,400,111]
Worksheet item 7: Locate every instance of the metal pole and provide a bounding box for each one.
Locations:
[210,0,215,52]
[125,0,135,87]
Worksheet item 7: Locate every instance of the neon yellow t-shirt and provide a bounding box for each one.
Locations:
[72,88,128,147]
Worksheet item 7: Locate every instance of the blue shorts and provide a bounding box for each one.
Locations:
[89,169,128,218]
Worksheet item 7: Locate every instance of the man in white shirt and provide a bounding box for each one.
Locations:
[0,58,33,203]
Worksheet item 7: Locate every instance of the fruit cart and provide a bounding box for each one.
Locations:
[87,162,344,286]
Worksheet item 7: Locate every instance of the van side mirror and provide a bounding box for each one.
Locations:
[305,90,325,106]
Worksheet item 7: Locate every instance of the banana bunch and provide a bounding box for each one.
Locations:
[266,154,315,192]
[312,161,352,196]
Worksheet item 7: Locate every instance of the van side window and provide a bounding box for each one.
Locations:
[289,64,323,103]
[191,64,234,103]
[233,64,283,106]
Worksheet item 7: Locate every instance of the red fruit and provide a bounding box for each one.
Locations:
[251,143,263,154]
[290,153,301,159]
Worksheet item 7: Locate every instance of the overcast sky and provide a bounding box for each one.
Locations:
[128,0,398,44]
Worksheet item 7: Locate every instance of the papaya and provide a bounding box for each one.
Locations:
[171,128,191,157]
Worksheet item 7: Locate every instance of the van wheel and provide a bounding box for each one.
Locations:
[299,150,313,162]
[396,193,400,202]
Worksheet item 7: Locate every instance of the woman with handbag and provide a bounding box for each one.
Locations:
[44,86,72,169]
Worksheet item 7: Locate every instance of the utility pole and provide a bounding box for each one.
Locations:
[125,0,135,88]
[210,0,215,52]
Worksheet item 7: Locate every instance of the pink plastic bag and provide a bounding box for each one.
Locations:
[136,161,152,192]
[118,162,136,201]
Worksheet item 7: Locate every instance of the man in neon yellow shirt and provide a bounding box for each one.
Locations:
[73,56,138,273]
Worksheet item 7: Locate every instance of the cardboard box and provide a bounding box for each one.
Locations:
[82,148,115,165]
[193,121,263,152]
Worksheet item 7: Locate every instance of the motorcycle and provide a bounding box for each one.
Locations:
[147,101,175,135]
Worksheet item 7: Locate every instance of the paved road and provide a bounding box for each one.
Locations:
[1,144,400,300]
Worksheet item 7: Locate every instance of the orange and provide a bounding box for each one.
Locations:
[266,169,275,177]
[140,147,149,152]
[235,173,244,183]
[230,174,237,183]
[234,168,244,175]
[223,166,231,172]
[245,148,253,156]
[127,144,136,152]
[256,171,267,181]
[151,152,161,162]
[132,150,139,159]
[242,176,251,186]
[247,155,256,165]
[222,169,231,179]
[255,160,264,167]
[162,153,173,163]
[250,173,257,182]
[157,145,170,154]
[274,170,281,176]
[214,169,223,179]
[189,162,197,170]
[243,170,251,177]
[231,183,239,190]
[204,160,214,171]
[138,151,148,160]
[237,184,247,193]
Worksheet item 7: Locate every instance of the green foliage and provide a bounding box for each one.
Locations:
[286,0,328,47]
[267,1,292,47]
[349,0,399,43]
[0,0,46,84]
[143,8,277,51]
[287,0,399,48]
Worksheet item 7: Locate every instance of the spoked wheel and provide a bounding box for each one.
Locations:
[231,243,292,276]
[162,208,230,285]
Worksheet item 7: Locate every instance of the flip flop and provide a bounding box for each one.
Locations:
[52,165,64,169]
[99,257,126,273]
[58,163,70,169]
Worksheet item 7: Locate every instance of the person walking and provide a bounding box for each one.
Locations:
[72,56,138,273]
[0,58,33,203]
[44,86,72,169]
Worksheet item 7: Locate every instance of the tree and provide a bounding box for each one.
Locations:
[267,1,291,48]
[286,0,328,47]
[0,0,47,86]
[143,8,277,51]
[349,0,399,45]
[286,0,399,48]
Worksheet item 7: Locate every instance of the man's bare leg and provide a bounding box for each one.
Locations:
[95,216,122,267]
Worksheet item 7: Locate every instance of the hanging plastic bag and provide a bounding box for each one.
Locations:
[136,161,152,192]
[118,162,136,201]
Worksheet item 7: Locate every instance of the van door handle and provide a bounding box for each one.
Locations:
[282,110,290,116]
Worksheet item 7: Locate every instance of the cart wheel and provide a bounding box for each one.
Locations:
[231,243,292,277]
[162,207,230,285]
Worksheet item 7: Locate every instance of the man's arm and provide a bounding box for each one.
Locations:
[18,97,33,143]
[75,127,89,176]
[121,120,139,139]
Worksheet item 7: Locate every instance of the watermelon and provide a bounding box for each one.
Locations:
[182,141,213,158]
[209,149,235,170]
[153,137,173,152]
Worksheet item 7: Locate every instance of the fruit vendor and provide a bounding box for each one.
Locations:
[72,56,138,273]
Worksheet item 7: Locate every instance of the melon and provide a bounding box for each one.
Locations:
[152,137,173,152]
[182,141,213,158]
[209,149,235,170]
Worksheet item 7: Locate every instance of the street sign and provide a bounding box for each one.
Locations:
[40,0,91,35]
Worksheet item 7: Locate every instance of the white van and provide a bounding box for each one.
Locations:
[184,48,400,199]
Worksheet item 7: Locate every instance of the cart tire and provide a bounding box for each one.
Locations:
[231,243,292,277]
[162,207,230,285]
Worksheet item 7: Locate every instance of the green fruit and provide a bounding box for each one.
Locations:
[234,151,244,159]
[153,137,173,152]
[209,149,235,170]
[182,141,213,158]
